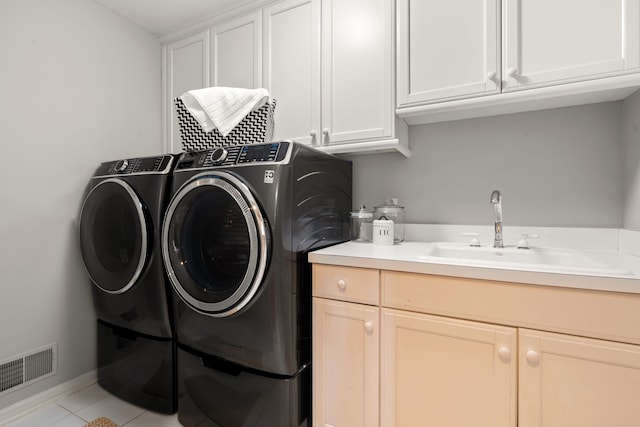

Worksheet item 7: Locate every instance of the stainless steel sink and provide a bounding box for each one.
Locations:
[417,242,633,276]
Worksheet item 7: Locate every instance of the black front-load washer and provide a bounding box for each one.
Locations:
[162,141,352,426]
[79,155,176,414]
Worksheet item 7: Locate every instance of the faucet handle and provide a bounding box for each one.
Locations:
[517,233,540,249]
[462,232,481,247]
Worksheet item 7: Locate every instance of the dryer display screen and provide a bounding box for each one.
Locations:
[238,143,282,163]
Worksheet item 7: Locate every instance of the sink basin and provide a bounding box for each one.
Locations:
[417,242,633,276]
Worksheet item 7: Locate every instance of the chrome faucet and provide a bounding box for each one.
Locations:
[490,190,503,248]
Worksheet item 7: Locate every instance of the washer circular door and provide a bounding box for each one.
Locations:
[79,178,148,294]
[162,171,270,317]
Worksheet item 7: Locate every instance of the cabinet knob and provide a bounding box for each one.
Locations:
[336,279,346,290]
[364,321,374,333]
[487,71,497,82]
[498,347,511,362]
[322,128,330,135]
[507,67,519,78]
[526,350,540,365]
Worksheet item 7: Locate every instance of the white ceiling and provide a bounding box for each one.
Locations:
[94,0,259,36]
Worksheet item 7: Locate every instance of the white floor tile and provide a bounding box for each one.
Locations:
[4,403,71,427]
[55,384,109,413]
[48,414,87,427]
[74,395,145,426]
[123,411,181,427]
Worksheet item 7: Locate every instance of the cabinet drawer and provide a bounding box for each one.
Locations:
[381,270,640,345]
[313,265,379,305]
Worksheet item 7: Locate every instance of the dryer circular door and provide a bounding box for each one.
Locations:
[162,171,270,318]
[79,178,148,294]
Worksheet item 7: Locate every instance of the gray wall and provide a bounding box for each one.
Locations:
[348,101,625,228]
[623,90,640,230]
[0,0,161,409]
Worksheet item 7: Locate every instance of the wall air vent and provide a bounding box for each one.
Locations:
[0,343,57,396]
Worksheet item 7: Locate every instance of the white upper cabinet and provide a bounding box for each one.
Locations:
[320,0,395,146]
[163,11,261,153]
[397,0,640,125]
[264,0,408,156]
[263,0,320,146]
[397,0,500,105]
[163,30,210,153]
[503,0,640,91]
[211,11,262,89]
[163,0,407,156]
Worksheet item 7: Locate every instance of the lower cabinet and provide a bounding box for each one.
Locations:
[381,309,517,427]
[312,265,640,426]
[519,329,640,427]
[312,298,379,427]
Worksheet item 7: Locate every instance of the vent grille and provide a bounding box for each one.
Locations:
[0,344,57,396]
[0,359,24,393]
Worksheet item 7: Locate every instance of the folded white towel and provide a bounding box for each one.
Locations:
[180,87,270,136]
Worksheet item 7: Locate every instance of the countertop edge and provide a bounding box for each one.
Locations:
[308,244,640,295]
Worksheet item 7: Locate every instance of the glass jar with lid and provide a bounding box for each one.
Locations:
[350,206,373,242]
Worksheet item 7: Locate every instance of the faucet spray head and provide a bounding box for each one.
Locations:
[490,190,501,204]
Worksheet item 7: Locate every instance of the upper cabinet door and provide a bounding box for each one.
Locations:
[321,0,394,145]
[397,0,500,106]
[503,0,640,90]
[263,0,321,145]
[211,11,262,89]
[164,30,210,153]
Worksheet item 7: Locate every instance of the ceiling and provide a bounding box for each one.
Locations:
[94,0,260,36]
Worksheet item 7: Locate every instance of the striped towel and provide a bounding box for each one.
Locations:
[180,87,270,136]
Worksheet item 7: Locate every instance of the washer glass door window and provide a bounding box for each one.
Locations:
[163,172,269,317]
[80,178,148,294]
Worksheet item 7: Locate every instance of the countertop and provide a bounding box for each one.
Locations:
[308,240,640,294]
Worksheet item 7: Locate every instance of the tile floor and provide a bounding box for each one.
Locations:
[2,384,181,427]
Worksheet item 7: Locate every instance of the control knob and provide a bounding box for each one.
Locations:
[114,159,129,173]
[210,147,228,164]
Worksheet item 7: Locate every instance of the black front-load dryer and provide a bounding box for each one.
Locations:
[162,141,352,426]
[79,155,176,414]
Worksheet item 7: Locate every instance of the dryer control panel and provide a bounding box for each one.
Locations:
[94,155,173,177]
[175,141,291,171]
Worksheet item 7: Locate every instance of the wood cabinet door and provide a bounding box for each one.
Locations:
[381,309,517,427]
[320,0,394,146]
[503,0,640,90]
[397,0,500,106]
[211,11,262,89]
[519,329,640,427]
[313,298,379,427]
[163,30,209,153]
[263,0,320,145]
